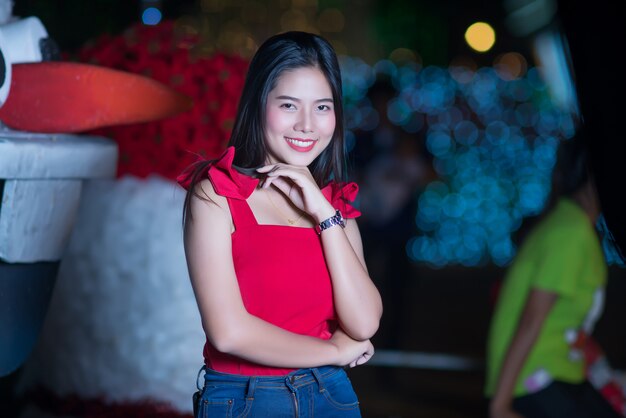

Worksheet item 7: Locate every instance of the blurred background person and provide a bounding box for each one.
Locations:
[486,135,621,418]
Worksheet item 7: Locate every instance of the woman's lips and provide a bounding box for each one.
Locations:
[285,137,316,152]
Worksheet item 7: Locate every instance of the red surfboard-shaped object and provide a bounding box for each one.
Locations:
[0,62,193,133]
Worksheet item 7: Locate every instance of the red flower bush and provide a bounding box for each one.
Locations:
[77,21,249,179]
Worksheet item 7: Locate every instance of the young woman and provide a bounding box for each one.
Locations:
[178,31,382,417]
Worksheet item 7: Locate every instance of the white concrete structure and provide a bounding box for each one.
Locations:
[0,129,117,262]
[0,128,117,377]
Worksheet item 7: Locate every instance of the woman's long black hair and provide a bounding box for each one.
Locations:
[182,31,347,226]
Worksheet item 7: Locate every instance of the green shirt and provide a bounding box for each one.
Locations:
[485,198,607,397]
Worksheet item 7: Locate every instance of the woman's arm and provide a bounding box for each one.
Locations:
[489,288,558,418]
[317,215,383,341]
[184,180,373,368]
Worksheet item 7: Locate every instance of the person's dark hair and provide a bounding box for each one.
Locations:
[553,132,590,197]
[516,132,593,244]
[182,31,346,225]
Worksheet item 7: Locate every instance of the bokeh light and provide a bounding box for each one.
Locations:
[494,52,528,80]
[465,22,496,53]
[340,54,576,267]
[142,7,162,26]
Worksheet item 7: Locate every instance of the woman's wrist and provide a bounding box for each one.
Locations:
[315,210,346,235]
[312,203,337,224]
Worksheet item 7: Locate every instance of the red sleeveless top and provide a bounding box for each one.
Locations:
[178,147,360,375]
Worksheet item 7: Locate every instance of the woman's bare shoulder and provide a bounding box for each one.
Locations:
[191,179,228,205]
[188,179,232,225]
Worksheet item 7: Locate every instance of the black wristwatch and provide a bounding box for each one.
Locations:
[315,210,345,235]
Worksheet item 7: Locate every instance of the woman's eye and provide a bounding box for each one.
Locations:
[281,103,295,109]
[318,104,331,111]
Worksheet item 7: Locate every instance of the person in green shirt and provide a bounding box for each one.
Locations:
[486,137,621,418]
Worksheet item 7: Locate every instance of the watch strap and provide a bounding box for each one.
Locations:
[315,210,345,235]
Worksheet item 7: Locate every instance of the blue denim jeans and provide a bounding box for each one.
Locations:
[195,365,362,417]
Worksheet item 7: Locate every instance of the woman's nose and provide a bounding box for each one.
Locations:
[294,111,313,133]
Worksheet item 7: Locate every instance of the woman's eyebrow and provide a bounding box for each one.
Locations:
[275,95,333,103]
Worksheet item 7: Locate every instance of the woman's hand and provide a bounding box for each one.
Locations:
[257,164,382,342]
[256,163,335,223]
[329,328,374,368]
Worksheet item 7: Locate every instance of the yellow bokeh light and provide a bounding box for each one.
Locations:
[465,22,496,53]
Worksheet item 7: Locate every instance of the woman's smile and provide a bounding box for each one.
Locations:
[285,136,317,152]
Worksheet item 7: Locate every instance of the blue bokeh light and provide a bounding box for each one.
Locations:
[142,7,162,26]
[340,56,585,267]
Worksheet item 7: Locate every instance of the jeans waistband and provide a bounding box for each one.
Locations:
[199,365,343,394]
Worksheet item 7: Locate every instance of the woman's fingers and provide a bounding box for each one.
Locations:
[256,163,334,220]
[356,343,374,366]
[255,164,278,173]
[269,176,293,195]
[356,353,371,366]
[349,351,372,368]
[257,165,315,196]
[257,164,310,185]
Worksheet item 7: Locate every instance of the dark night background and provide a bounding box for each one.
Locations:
[2,0,626,417]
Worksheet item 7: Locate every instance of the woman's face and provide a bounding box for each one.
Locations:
[264,66,336,167]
